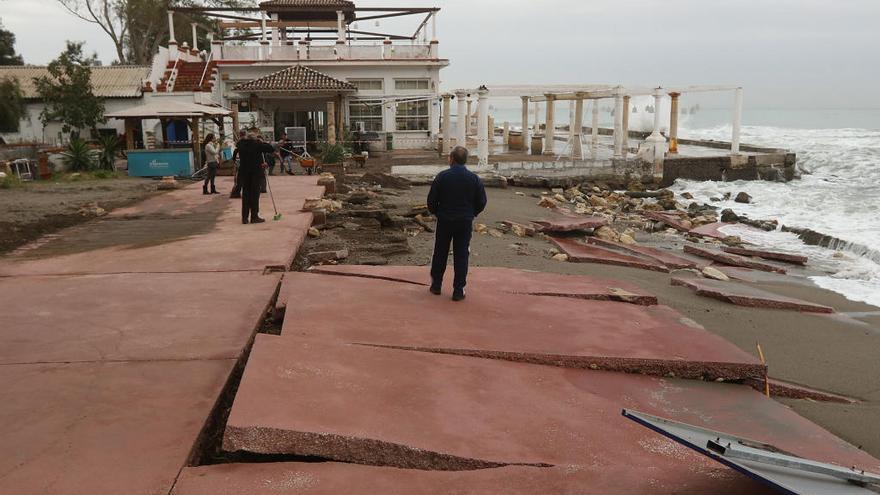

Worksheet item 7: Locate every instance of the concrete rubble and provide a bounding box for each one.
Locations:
[671,276,835,313]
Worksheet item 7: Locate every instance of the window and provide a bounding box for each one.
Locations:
[395,100,429,131]
[349,100,384,132]
[234,100,251,113]
[394,79,429,91]
[349,79,383,91]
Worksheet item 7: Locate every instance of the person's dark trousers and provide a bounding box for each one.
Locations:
[430,219,473,292]
[203,162,218,194]
[230,164,242,198]
[239,171,262,222]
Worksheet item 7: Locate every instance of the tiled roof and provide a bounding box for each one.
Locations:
[259,0,355,9]
[234,65,356,93]
[0,65,150,99]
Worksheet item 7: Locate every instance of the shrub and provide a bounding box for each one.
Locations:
[0,175,23,189]
[319,143,346,164]
[97,134,121,171]
[61,138,97,171]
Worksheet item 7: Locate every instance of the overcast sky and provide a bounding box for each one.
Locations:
[2,0,878,108]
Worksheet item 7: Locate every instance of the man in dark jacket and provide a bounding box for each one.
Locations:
[236,132,276,224]
[427,146,487,301]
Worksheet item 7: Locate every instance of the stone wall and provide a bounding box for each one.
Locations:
[661,152,796,186]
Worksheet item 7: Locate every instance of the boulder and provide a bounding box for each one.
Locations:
[552,253,570,262]
[720,209,740,223]
[538,196,560,209]
[594,226,620,242]
[474,223,488,233]
[681,192,694,200]
[307,227,321,238]
[734,192,752,204]
[307,249,349,264]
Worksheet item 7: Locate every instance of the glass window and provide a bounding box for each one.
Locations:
[349,79,383,91]
[395,100,429,131]
[394,79,430,91]
[234,100,251,113]
[349,100,384,132]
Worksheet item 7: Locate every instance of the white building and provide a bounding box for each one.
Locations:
[152,0,449,150]
[0,66,150,145]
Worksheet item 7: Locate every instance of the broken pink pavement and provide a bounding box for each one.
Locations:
[551,236,671,272]
[671,276,835,314]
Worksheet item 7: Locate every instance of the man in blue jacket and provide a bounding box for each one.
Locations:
[427,146,488,301]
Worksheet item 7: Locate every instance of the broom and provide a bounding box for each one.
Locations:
[263,153,282,221]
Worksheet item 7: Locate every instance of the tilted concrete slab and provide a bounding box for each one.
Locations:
[0,271,280,364]
[0,177,321,276]
[532,215,608,232]
[671,276,835,313]
[723,246,808,265]
[684,245,787,274]
[551,237,671,273]
[643,211,692,232]
[0,359,234,495]
[222,336,877,475]
[172,461,772,495]
[302,265,658,305]
[587,237,698,269]
[280,273,762,379]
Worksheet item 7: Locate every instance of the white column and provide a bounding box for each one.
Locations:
[455,90,467,146]
[466,99,473,136]
[520,96,530,153]
[622,95,631,157]
[591,99,599,159]
[191,23,198,51]
[613,88,624,158]
[441,94,452,155]
[644,87,668,173]
[431,11,438,41]
[336,10,345,44]
[167,11,176,44]
[271,14,279,45]
[543,94,555,155]
[502,122,510,145]
[477,87,489,166]
[573,95,584,159]
[260,11,267,41]
[732,87,743,154]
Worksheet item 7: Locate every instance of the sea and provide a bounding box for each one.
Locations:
[489,101,880,307]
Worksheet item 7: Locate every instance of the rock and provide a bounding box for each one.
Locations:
[721,235,743,247]
[342,222,360,231]
[626,180,646,192]
[588,195,608,208]
[362,172,411,190]
[552,253,569,261]
[317,174,336,194]
[537,196,560,209]
[710,197,722,202]
[480,175,508,188]
[78,202,106,217]
[303,198,342,212]
[722,192,732,200]
[701,266,731,281]
[618,233,637,245]
[658,198,678,210]
[720,209,740,223]
[551,188,564,194]
[307,249,349,264]
[488,228,504,238]
[345,191,376,205]
[501,221,536,237]
[359,256,388,266]
[515,191,525,196]
[474,223,488,233]
[157,176,178,190]
[681,192,694,200]
[553,193,567,203]
[307,227,321,238]
[594,225,620,242]
[734,192,752,204]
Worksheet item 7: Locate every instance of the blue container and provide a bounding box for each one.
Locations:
[221,147,233,161]
[127,149,194,177]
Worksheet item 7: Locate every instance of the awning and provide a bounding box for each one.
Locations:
[105,100,233,119]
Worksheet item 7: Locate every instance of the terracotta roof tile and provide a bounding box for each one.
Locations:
[259,0,355,10]
[234,65,356,93]
[0,65,150,99]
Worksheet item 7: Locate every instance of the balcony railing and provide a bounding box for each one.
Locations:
[212,42,438,62]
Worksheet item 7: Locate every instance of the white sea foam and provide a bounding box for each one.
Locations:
[672,124,880,307]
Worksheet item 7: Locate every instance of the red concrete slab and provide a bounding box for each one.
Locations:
[643,211,692,232]
[302,265,658,305]
[551,237,670,273]
[723,246,808,265]
[531,215,608,232]
[0,271,280,364]
[671,276,834,313]
[689,221,735,240]
[0,177,322,276]
[684,244,787,274]
[586,237,698,269]
[0,359,234,495]
[280,273,762,379]
[222,336,877,475]
[172,461,770,495]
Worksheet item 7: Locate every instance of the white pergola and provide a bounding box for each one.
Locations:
[441,84,744,167]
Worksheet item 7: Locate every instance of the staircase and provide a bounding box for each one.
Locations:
[156,60,219,93]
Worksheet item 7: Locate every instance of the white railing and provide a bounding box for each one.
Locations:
[268,45,300,60]
[390,45,432,59]
[348,46,383,59]
[198,52,213,90]
[213,42,436,62]
[166,56,181,92]
[222,45,260,60]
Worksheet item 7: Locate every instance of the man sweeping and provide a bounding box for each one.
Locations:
[236,131,276,224]
[427,146,487,301]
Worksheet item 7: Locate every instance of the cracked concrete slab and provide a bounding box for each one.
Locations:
[0,177,322,276]
[671,276,834,313]
[0,359,234,495]
[279,273,762,379]
[722,246,808,265]
[531,215,607,232]
[683,245,787,274]
[302,265,658,305]
[551,237,671,273]
[0,271,280,364]
[587,237,698,269]
[222,336,878,476]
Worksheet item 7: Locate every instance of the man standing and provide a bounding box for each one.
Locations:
[229,129,247,198]
[427,146,487,301]
[235,131,276,224]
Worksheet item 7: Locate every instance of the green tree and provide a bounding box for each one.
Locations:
[33,42,105,139]
[0,20,24,66]
[0,76,24,132]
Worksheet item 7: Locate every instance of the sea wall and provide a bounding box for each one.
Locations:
[661,152,796,186]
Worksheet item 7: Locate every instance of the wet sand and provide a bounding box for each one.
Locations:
[375,185,880,458]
